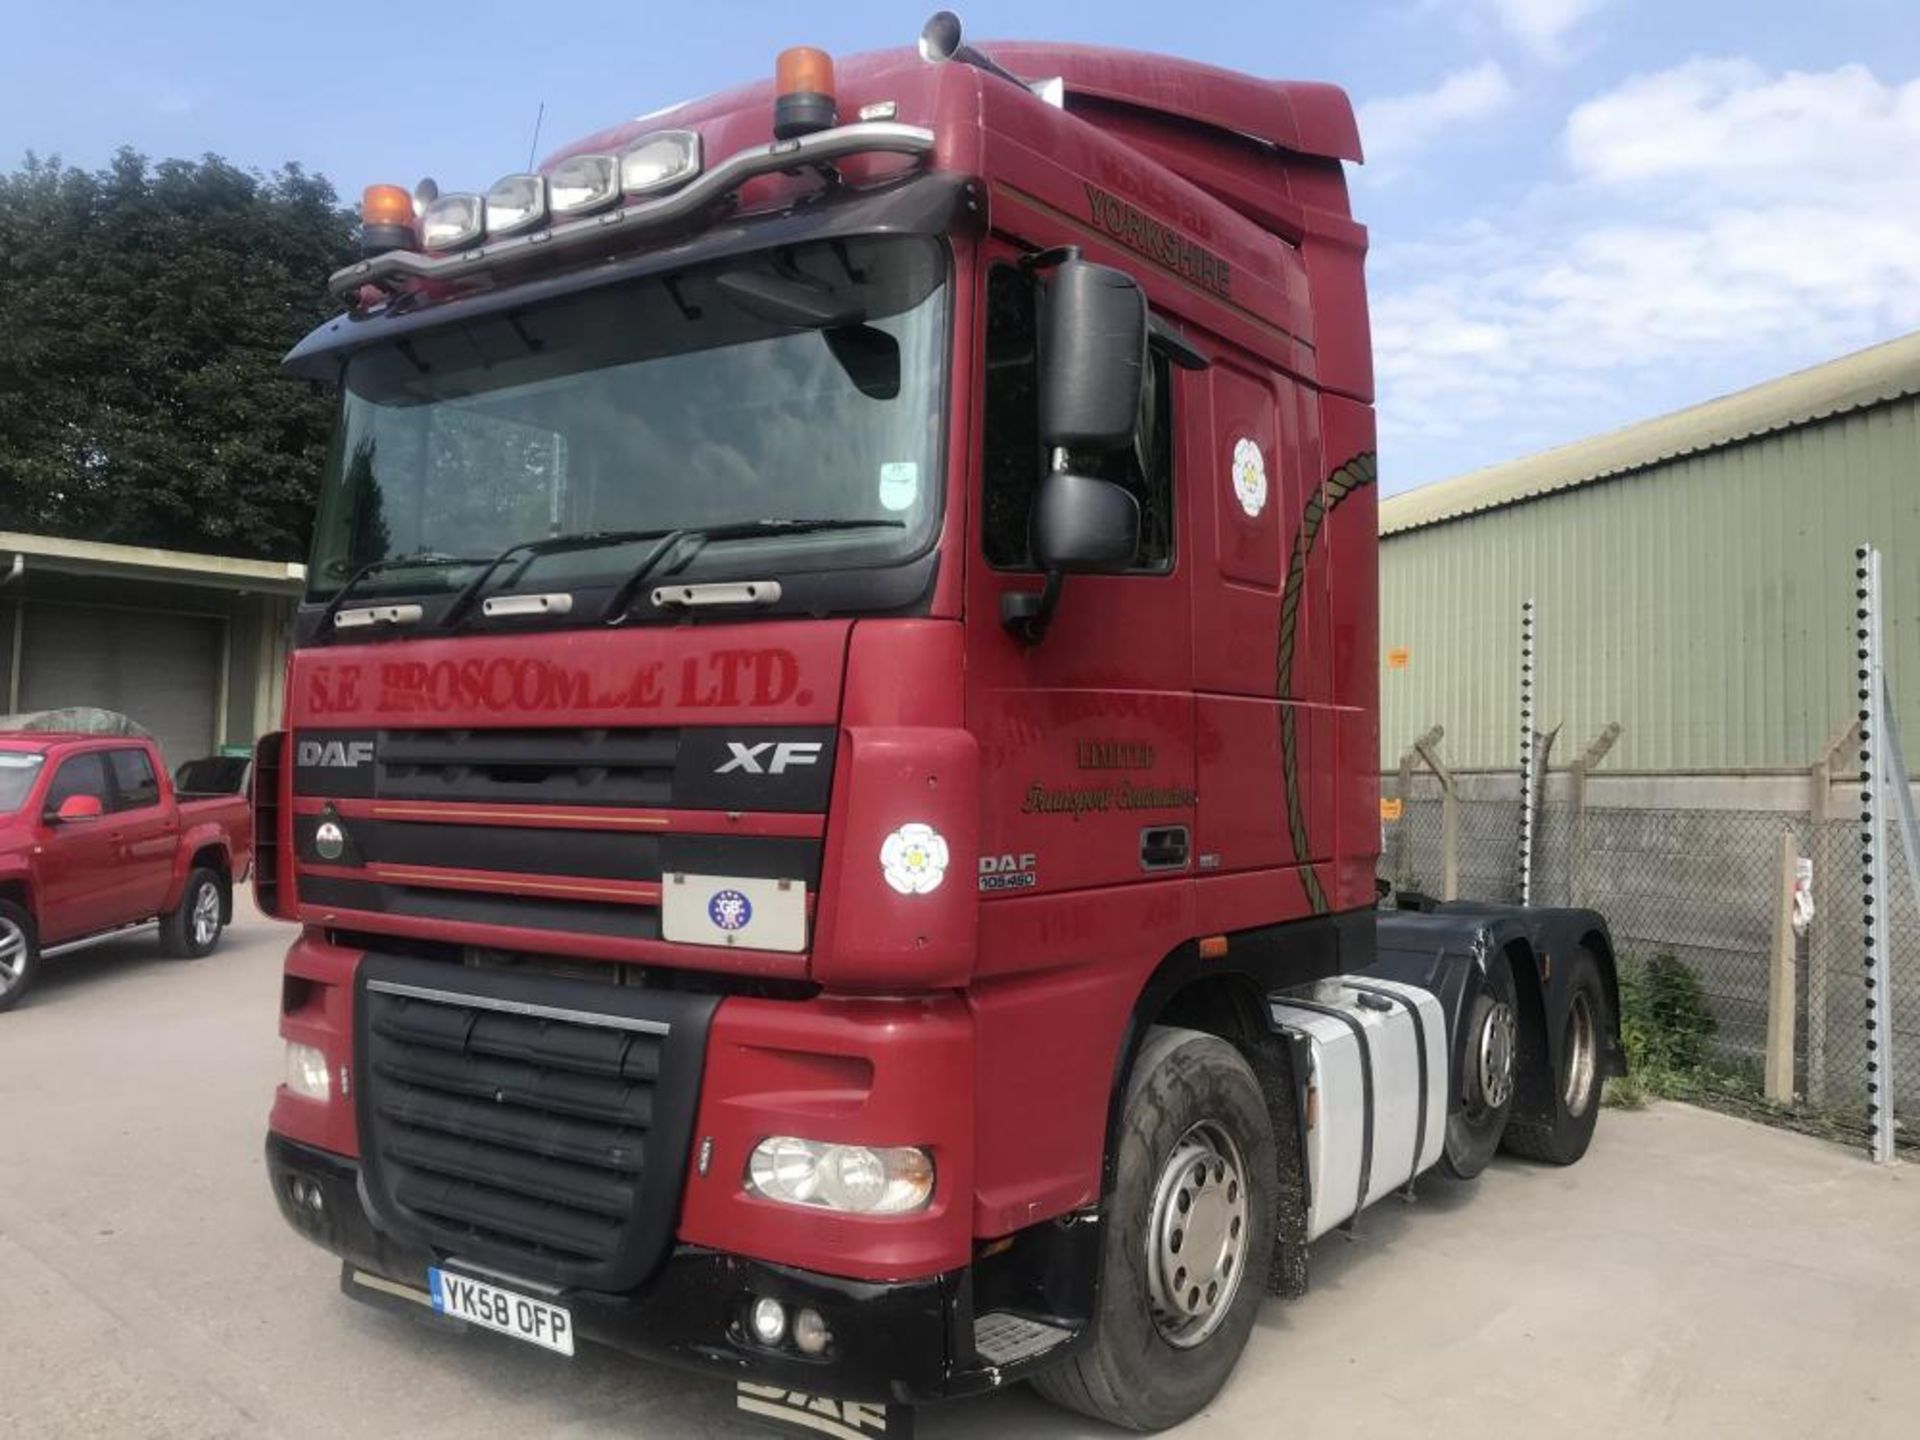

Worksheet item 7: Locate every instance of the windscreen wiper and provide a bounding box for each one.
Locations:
[436,528,675,633]
[600,518,907,625]
[315,552,489,636]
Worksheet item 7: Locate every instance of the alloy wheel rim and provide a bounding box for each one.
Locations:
[192,884,221,947]
[1145,1121,1250,1349]
[0,917,25,989]
[1476,1001,1517,1111]
[1563,992,1597,1118]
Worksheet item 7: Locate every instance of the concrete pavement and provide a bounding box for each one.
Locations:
[3,897,1917,1438]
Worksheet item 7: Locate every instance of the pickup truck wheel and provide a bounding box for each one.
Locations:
[161,868,225,959]
[1439,950,1517,1179]
[1501,945,1606,1166]
[1031,1026,1275,1432]
[0,901,40,1013]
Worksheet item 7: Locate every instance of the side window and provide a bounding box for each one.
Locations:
[981,263,1175,572]
[108,748,161,810]
[44,752,111,813]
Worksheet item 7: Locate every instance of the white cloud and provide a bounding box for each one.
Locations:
[1565,58,1920,184]
[1372,58,1920,484]
[1358,62,1516,169]
[1470,0,1610,62]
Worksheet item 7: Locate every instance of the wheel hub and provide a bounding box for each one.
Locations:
[192,884,221,947]
[1145,1122,1249,1349]
[0,917,26,989]
[1475,1001,1516,1110]
[1563,992,1598,1118]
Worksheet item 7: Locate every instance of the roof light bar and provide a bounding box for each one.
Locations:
[326,120,936,302]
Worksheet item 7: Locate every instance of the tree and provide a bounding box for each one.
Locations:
[0,149,356,560]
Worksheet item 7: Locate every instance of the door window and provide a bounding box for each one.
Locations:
[108,748,162,810]
[44,752,111,815]
[981,263,1174,572]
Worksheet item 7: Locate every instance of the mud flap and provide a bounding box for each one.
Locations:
[735,1383,916,1440]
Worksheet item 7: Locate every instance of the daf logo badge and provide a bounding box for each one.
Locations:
[297,739,374,769]
[314,819,347,861]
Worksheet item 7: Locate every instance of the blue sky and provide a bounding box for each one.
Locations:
[4,1,1916,494]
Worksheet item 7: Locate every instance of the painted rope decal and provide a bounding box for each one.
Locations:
[1275,451,1379,913]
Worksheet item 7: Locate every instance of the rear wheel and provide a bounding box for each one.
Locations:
[1440,950,1517,1179]
[161,868,225,959]
[1032,1026,1276,1432]
[0,901,40,1013]
[1502,945,1606,1165]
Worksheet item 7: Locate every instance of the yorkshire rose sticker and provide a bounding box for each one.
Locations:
[880,823,950,895]
[1231,437,1268,518]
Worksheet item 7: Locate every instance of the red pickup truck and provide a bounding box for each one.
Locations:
[0,733,254,1011]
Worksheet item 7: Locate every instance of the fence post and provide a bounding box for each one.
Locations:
[1394,726,1442,892]
[1413,730,1458,901]
[1804,720,1859,1110]
[1519,599,1537,906]
[1766,830,1798,1104]
[1856,543,1898,1165]
[1568,722,1621,909]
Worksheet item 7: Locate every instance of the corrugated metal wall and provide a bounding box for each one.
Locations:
[1379,394,1920,771]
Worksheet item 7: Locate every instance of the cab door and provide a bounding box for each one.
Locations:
[963,248,1195,909]
[106,746,177,917]
[34,751,122,943]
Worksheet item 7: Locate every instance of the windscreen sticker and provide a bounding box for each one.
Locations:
[1231,437,1268,518]
[878,461,919,512]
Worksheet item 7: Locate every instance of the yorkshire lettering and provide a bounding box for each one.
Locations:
[1083,183,1232,298]
[1076,739,1156,771]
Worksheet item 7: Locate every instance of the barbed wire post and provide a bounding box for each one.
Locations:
[1857,544,1897,1164]
[1519,598,1537,907]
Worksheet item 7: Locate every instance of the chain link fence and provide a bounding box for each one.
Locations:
[1383,786,1919,1156]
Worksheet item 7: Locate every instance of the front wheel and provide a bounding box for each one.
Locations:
[1032,1026,1276,1432]
[0,900,40,1013]
[161,868,225,959]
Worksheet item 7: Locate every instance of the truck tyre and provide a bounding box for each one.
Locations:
[0,900,39,1013]
[1439,950,1518,1179]
[1032,1026,1276,1433]
[161,868,225,959]
[1501,945,1606,1165]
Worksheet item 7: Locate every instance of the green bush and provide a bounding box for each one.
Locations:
[1608,954,1717,1105]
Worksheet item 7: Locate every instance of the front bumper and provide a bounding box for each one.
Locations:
[266,1133,969,1405]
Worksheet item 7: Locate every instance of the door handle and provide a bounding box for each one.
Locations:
[1140,825,1190,871]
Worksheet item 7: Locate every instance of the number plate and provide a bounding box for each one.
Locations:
[429,1268,574,1356]
[661,872,807,952]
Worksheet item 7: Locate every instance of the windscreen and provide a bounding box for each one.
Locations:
[0,752,43,813]
[307,234,949,607]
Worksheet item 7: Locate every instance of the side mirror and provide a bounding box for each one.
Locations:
[1040,258,1147,452]
[1033,471,1140,573]
[52,793,104,823]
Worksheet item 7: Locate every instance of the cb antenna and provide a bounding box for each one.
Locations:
[526,100,546,171]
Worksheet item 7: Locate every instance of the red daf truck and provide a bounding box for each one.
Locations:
[261,14,1622,1433]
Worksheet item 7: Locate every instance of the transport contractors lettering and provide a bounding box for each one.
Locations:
[1084,183,1232,299]
[304,649,810,716]
[1021,779,1198,819]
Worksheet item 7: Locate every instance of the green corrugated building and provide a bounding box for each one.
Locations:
[1378,331,1920,774]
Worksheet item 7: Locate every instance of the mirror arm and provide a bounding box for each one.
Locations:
[1000,570,1063,645]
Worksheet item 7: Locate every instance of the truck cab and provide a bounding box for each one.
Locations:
[261,20,1620,1431]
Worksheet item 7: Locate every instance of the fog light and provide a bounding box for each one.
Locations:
[750,1296,788,1346]
[618,129,702,197]
[549,153,620,216]
[792,1307,831,1356]
[484,172,548,237]
[285,1041,330,1102]
[420,192,484,251]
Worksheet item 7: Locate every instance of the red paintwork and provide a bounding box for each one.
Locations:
[270,38,1378,1304]
[0,734,252,946]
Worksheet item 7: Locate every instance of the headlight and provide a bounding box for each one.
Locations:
[484,172,548,237]
[548,153,620,217]
[746,1137,934,1215]
[285,1041,331,1102]
[420,192,484,251]
[619,129,702,197]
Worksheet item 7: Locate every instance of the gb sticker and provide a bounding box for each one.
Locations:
[1231,437,1268,518]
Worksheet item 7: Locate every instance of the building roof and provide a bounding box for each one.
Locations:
[0,531,306,593]
[1379,328,1920,537]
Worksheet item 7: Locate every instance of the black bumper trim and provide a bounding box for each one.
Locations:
[267,1134,999,1405]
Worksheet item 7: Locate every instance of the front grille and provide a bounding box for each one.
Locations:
[356,954,718,1291]
[379,728,680,807]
